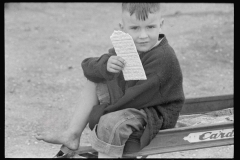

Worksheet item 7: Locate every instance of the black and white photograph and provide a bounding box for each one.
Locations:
[5,3,233,158]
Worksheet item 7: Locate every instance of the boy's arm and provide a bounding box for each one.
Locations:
[105,74,163,113]
[81,53,115,83]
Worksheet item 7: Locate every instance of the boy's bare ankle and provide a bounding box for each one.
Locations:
[65,128,82,138]
[60,131,81,151]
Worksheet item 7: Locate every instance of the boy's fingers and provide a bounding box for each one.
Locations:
[113,57,126,67]
[112,60,125,68]
[109,56,126,66]
[110,64,123,71]
[107,56,126,73]
[108,67,120,73]
[116,56,126,65]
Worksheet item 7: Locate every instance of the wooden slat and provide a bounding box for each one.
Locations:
[180,94,233,115]
[125,139,233,158]
[123,121,233,157]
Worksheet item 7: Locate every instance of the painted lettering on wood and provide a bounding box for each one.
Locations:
[184,128,234,143]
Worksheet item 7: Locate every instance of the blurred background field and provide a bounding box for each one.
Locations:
[5,3,233,158]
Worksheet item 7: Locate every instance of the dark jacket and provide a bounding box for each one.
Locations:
[81,34,185,149]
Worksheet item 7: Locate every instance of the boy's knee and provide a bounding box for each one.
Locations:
[96,109,146,146]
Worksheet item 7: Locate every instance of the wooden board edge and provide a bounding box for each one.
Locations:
[123,138,233,157]
[124,122,234,157]
[184,94,233,104]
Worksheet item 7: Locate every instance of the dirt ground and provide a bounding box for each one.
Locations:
[5,3,234,158]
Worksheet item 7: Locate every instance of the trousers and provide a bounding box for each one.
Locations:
[88,82,147,157]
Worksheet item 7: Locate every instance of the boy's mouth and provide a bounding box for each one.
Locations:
[138,42,148,45]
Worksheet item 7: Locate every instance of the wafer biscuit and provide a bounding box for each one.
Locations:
[110,30,147,81]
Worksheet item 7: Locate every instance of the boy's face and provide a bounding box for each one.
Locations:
[120,11,163,53]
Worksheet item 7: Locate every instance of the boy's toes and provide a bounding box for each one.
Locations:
[35,133,44,140]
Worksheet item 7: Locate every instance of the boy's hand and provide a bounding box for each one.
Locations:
[107,56,126,73]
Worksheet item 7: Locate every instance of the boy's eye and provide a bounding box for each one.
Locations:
[130,27,138,30]
[147,26,155,29]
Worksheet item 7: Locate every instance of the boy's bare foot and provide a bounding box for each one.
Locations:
[35,131,80,151]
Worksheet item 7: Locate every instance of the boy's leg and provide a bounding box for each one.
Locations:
[35,78,99,150]
[89,108,147,158]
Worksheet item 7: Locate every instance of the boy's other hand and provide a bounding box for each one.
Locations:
[107,56,126,73]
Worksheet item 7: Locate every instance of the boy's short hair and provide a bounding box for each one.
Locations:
[122,3,161,21]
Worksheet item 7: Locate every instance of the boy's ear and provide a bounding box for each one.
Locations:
[160,18,164,28]
[119,22,124,31]
[159,18,164,33]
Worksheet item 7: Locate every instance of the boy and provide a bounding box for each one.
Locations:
[36,3,185,158]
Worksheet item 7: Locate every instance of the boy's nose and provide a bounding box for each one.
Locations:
[139,29,148,39]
